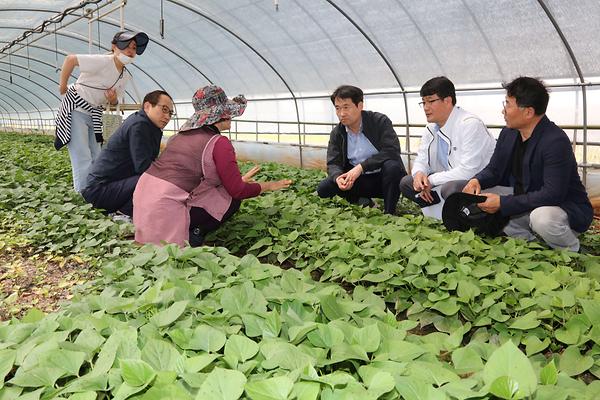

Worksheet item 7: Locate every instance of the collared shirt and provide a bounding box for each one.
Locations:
[431,124,450,172]
[346,123,379,174]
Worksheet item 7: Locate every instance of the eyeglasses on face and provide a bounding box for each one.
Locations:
[157,104,175,117]
[418,98,442,108]
[502,100,526,110]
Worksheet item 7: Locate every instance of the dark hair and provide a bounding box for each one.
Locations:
[330,85,363,106]
[502,76,549,115]
[143,90,173,106]
[420,76,456,105]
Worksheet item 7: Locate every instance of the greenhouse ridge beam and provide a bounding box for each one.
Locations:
[166,0,304,166]
[537,0,589,186]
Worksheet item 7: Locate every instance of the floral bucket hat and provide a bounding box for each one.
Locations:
[179,85,247,132]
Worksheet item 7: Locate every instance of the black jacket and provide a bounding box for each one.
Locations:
[326,110,404,179]
[475,115,592,233]
[87,109,163,186]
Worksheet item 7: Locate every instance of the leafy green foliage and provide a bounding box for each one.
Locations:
[1,133,600,399]
[0,133,135,261]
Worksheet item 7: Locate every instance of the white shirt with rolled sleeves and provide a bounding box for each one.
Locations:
[412,106,496,187]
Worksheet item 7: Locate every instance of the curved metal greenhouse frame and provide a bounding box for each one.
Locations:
[0,0,599,184]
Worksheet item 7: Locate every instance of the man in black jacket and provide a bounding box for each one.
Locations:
[317,85,406,214]
[82,90,174,217]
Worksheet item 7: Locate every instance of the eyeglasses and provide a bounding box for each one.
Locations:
[157,104,175,117]
[418,98,442,108]
[502,100,526,111]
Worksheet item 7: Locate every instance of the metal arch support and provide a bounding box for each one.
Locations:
[11,42,138,104]
[0,87,34,120]
[0,60,66,97]
[0,68,62,104]
[1,27,167,101]
[166,0,305,167]
[294,1,364,88]
[459,0,505,80]
[0,80,43,120]
[392,0,445,77]
[53,29,168,98]
[0,101,10,129]
[5,27,163,101]
[325,0,412,170]
[0,76,55,119]
[95,19,214,86]
[10,52,80,81]
[537,0,588,186]
[0,94,24,119]
[0,101,15,133]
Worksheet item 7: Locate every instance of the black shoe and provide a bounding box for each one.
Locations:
[357,197,375,208]
[189,227,204,247]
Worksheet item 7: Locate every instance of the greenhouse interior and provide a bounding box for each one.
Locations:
[1,0,600,398]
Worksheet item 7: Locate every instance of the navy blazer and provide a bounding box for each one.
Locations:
[475,115,593,233]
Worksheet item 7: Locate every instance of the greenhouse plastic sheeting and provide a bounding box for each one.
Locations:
[1,0,600,114]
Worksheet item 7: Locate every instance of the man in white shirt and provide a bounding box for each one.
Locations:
[400,76,495,216]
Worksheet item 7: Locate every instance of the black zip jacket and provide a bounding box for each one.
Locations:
[326,110,404,179]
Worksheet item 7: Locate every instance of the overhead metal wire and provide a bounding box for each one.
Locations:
[0,0,103,54]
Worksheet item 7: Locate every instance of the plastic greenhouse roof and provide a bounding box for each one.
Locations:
[0,0,599,116]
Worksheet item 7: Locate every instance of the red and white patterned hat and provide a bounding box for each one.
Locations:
[179,85,247,132]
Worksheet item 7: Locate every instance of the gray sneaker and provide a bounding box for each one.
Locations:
[111,212,132,224]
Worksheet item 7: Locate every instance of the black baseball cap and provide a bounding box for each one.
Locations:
[442,192,510,237]
[112,31,149,55]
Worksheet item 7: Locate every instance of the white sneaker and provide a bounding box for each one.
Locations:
[111,213,132,224]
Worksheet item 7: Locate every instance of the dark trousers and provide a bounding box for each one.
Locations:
[81,175,140,216]
[399,175,464,204]
[317,159,405,214]
[189,199,241,236]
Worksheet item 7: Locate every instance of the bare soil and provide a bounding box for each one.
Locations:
[0,250,93,321]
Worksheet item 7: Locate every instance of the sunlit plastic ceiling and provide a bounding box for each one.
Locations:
[0,0,599,118]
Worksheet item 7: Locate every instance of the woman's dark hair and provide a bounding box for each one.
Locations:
[143,90,173,106]
[420,76,456,105]
[330,85,363,106]
[503,77,549,115]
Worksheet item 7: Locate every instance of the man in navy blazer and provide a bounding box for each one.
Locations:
[460,77,593,252]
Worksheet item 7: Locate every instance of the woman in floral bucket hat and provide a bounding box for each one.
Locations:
[133,85,292,247]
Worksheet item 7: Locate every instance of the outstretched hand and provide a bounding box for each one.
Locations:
[260,179,293,193]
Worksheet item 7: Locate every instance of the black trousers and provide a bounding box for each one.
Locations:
[82,174,140,216]
[317,159,405,214]
[189,199,241,236]
[399,174,464,205]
